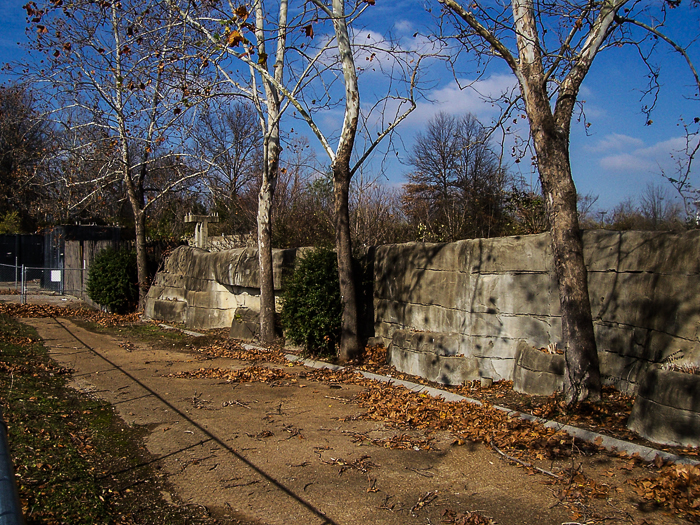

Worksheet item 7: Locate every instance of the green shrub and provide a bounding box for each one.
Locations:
[87,247,138,314]
[281,247,342,356]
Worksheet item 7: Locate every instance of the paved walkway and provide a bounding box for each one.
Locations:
[22,316,574,525]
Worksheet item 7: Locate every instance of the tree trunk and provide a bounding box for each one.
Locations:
[257,174,276,342]
[253,0,286,344]
[528,110,602,404]
[509,0,601,405]
[333,163,361,362]
[133,209,149,310]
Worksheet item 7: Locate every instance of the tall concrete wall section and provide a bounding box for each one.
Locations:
[375,230,700,390]
[373,234,559,383]
[144,245,298,330]
[584,230,700,392]
[144,231,700,392]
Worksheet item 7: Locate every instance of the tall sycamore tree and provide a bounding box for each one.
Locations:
[437,0,700,403]
[174,0,426,357]
[26,0,205,306]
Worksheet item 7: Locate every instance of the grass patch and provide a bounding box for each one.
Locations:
[70,317,225,353]
[0,313,218,524]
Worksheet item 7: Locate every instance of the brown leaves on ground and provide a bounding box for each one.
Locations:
[371,433,434,451]
[554,466,611,503]
[630,464,700,521]
[441,509,496,524]
[194,340,289,364]
[170,365,293,384]
[0,303,141,326]
[349,343,388,369]
[349,431,434,451]
[355,382,599,461]
[321,454,378,475]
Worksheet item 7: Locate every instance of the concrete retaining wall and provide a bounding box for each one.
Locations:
[144,246,298,330]
[144,230,700,393]
[375,230,700,390]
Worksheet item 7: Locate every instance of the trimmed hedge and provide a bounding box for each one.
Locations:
[280,247,341,356]
[86,248,138,314]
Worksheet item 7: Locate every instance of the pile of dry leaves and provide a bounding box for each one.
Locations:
[170,365,293,384]
[354,381,600,461]
[630,464,700,520]
[0,303,141,326]
[195,340,289,364]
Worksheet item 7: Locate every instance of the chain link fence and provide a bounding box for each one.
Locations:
[0,262,87,303]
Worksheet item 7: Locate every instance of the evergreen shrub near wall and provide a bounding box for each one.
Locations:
[87,247,138,314]
[281,247,342,356]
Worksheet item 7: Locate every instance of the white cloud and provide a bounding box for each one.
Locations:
[404,74,518,126]
[393,19,414,34]
[586,133,645,153]
[598,136,691,174]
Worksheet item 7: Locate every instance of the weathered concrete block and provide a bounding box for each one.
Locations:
[628,367,700,447]
[473,233,553,273]
[388,329,479,385]
[471,272,557,317]
[469,312,557,346]
[147,299,187,325]
[597,350,645,394]
[582,230,623,272]
[403,269,470,310]
[614,230,700,274]
[230,307,260,341]
[593,322,647,359]
[402,303,465,334]
[512,341,564,396]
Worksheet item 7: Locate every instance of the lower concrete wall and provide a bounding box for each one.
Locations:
[144,246,298,330]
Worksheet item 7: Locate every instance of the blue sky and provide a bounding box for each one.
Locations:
[2,0,699,215]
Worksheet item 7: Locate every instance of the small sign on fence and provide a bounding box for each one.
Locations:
[50,270,62,283]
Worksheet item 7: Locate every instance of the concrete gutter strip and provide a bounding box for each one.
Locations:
[285,354,344,372]
[284,354,699,466]
[158,324,205,338]
[148,336,698,466]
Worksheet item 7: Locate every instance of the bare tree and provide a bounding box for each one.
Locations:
[639,183,683,230]
[437,0,700,403]
[174,0,426,358]
[272,137,334,248]
[663,118,700,220]
[606,184,683,231]
[351,173,409,249]
[192,100,262,234]
[26,0,206,306]
[404,111,508,242]
[170,0,295,342]
[0,84,48,230]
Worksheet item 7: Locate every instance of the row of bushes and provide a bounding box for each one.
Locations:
[86,246,350,356]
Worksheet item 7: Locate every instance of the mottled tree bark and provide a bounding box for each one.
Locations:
[437,0,635,402]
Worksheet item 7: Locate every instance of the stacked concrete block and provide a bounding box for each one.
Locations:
[627,367,700,447]
[144,246,298,330]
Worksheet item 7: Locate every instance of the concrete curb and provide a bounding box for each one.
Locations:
[153,327,698,466]
[158,323,206,338]
[284,354,699,466]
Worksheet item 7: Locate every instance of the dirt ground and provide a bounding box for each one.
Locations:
[6,294,692,525]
